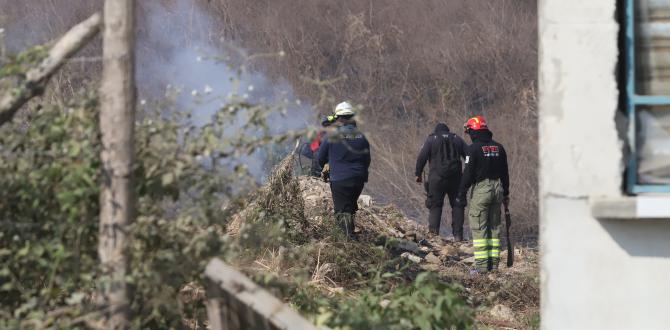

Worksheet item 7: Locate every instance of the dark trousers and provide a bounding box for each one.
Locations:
[330,177,366,215]
[424,175,464,238]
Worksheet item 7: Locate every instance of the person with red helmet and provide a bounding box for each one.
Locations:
[456,115,510,274]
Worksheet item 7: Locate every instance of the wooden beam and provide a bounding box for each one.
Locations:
[204,258,321,330]
[0,13,102,126]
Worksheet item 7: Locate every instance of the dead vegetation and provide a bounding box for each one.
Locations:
[206,0,539,239]
[224,153,539,328]
[1,0,539,239]
[1,2,539,326]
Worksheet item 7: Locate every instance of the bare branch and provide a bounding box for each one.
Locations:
[0,12,102,126]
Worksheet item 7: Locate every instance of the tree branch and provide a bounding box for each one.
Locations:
[0,12,102,126]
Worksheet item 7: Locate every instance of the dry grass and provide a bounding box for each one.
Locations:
[206,0,539,239]
[227,151,539,327]
[1,0,539,239]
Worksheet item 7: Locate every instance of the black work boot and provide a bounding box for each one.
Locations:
[336,213,355,240]
[451,206,465,241]
[344,214,356,239]
[336,213,347,232]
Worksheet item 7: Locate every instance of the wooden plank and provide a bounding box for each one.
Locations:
[204,258,320,330]
[205,282,226,330]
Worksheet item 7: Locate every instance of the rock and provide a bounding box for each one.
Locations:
[395,240,422,254]
[461,256,475,264]
[358,195,373,207]
[440,245,458,257]
[401,252,422,263]
[489,304,515,322]
[404,230,418,242]
[425,253,441,265]
[328,287,344,294]
[379,299,391,308]
[458,244,475,255]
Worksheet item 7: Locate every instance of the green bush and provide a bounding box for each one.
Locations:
[0,53,473,328]
[0,89,272,328]
[310,271,473,330]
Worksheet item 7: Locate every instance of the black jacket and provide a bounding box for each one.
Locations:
[415,123,467,178]
[457,130,510,197]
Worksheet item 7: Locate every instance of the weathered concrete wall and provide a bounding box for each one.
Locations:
[539,0,670,329]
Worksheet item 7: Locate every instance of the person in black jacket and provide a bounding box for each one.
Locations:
[317,102,371,238]
[415,123,468,240]
[456,116,510,273]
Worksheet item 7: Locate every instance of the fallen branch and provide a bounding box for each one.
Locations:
[0,12,102,126]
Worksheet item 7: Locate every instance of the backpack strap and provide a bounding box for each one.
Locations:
[447,133,458,161]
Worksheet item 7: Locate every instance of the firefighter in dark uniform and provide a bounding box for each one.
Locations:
[317,102,371,238]
[456,115,510,273]
[415,123,468,240]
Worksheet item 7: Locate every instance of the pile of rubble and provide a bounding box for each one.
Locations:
[212,149,538,328]
[298,176,531,269]
[297,175,539,327]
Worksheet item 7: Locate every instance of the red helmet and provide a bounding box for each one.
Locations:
[464,115,488,131]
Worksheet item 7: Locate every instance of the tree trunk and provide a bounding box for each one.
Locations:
[98,1,136,328]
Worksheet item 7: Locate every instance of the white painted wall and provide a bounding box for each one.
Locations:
[539,0,670,329]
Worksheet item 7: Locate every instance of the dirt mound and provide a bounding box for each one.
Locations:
[227,152,539,328]
[297,175,540,328]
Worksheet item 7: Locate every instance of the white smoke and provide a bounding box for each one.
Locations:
[136,0,312,179]
[1,0,312,179]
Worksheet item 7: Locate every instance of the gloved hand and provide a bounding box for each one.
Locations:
[321,164,330,183]
[416,176,422,183]
[503,195,510,208]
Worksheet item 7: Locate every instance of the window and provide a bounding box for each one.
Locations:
[626,0,670,193]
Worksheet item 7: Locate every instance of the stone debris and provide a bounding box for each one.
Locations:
[394,240,422,254]
[458,244,475,255]
[228,159,537,328]
[401,252,422,263]
[489,304,515,322]
[440,245,458,257]
[358,194,372,207]
[461,256,475,265]
[425,253,441,265]
[379,299,391,308]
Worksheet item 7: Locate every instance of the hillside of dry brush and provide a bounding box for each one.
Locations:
[0,0,538,238]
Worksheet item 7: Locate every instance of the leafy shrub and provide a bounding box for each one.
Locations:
[0,51,473,329]
[302,271,473,330]
[0,87,280,327]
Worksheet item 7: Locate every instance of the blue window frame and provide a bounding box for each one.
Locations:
[626,0,670,193]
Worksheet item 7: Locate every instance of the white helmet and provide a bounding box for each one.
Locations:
[334,101,355,116]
